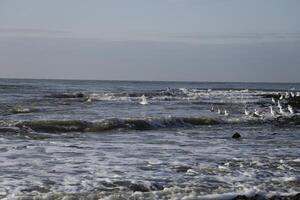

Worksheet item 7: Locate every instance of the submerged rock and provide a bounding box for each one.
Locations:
[232,132,241,139]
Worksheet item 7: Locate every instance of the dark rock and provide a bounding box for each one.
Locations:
[232,132,241,139]
[129,183,150,192]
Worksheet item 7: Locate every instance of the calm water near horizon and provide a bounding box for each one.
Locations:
[0,79,299,199]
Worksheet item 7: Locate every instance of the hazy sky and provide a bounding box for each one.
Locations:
[0,0,300,82]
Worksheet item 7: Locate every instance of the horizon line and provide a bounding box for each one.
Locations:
[0,77,299,84]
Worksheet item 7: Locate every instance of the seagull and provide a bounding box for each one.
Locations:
[272,97,276,104]
[297,92,300,97]
[280,95,284,100]
[224,110,229,117]
[210,106,214,112]
[244,108,251,116]
[269,106,279,117]
[285,92,290,99]
[279,106,286,115]
[277,100,282,109]
[253,109,263,118]
[86,97,92,103]
[217,108,222,115]
[291,92,295,98]
[140,95,148,105]
[288,105,294,115]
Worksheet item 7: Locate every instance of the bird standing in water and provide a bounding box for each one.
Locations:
[244,108,250,116]
[272,97,276,104]
[269,106,278,117]
[140,95,148,105]
[288,105,294,115]
[224,110,229,117]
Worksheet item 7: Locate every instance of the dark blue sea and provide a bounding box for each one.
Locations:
[0,79,299,199]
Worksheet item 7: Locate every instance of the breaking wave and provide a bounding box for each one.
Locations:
[3,187,300,200]
[44,88,269,104]
[14,116,221,133]
[5,114,299,134]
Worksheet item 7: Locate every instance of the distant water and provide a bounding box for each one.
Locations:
[0,79,299,199]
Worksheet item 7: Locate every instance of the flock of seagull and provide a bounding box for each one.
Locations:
[86,89,299,119]
[211,91,299,118]
[138,89,299,119]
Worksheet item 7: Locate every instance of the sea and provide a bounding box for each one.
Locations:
[0,79,299,200]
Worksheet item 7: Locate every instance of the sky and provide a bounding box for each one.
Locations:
[0,0,300,82]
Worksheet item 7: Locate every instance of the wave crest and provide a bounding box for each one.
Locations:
[15,116,220,133]
[11,114,300,134]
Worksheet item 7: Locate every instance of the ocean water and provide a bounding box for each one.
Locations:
[0,79,299,200]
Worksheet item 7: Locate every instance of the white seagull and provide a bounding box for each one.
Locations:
[269,106,278,117]
[254,109,263,118]
[272,97,276,104]
[140,95,148,105]
[217,108,222,115]
[277,100,282,109]
[285,92,290,99]
[244,108,250,116]
[279,106,286,115]
[270,106,275,117]
[291,92,295,98]
[224,110,229,117]
[86,97,92,103]
[288,105,294,115]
